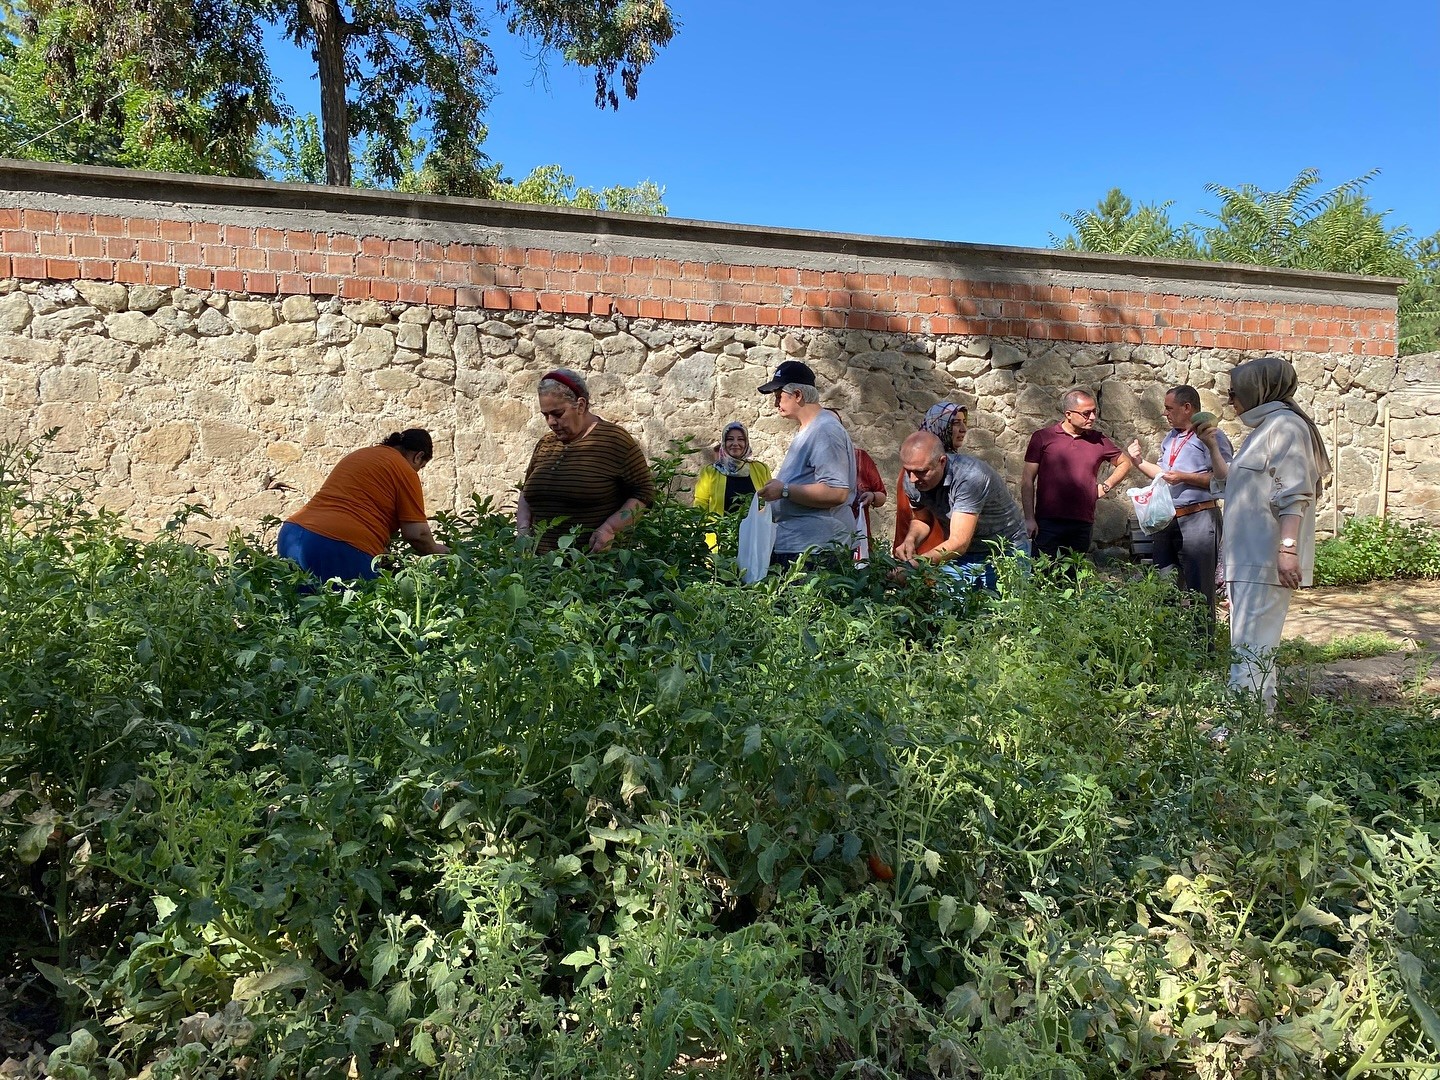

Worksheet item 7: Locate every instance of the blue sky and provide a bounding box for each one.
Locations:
[265,0,1440,250]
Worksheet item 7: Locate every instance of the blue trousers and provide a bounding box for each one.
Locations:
[278,521,379,582]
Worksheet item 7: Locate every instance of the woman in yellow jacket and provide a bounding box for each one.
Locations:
[693,421,772,551]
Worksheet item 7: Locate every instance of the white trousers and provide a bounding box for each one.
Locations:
[1227,579,1294,713]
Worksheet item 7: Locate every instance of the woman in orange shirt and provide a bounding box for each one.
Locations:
[279,429,448,581]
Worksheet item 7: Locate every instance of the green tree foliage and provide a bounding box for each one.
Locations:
[1052,188,1200,260]
[1,0,676,197]
[1055,169,1440,355]
[491,163,667,213]
[0,0,281,175]
[272,0,676,188]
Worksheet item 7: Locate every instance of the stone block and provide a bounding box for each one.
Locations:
[258,322,317,351]
[598,332,646,376]
[199,419,256,459]
[807,333,843,362]
[66,336,139,373]
[663,352,716,402]
[1,335,62,366]
[395,322,426,351]
[1342,394,1379,427]
[1351,357,1398,394]
[317,314,355,346]
[990,342,1026,370]
[40,366,100,402]
[134,421,196,467]
[128,285,168,312]
[534,328,594,371]
[104,311,166,347]
[195,307,233,337]
[32,306,102,338]
[1023,347,1076,386]
[398,306,432,324]
[229,301,278,333]
[0,293,33,333]
[425,322,454,359]
[347,327,396,372]
[344,301,391,326]
[266,441,304,465]
[281,295,319,323]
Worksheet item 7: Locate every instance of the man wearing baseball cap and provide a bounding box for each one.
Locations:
[755,361,857,568]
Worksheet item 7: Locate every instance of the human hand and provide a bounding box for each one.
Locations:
[856,491,875,508]
[895,538,916,562]
[1278,550,1302,589]
[1025,515,1038,539]
[1126,438,1143,465]
[589,524,617,553]
[1162,470,1183,484]
[1096,483,1109,499]
[759,479,784,501]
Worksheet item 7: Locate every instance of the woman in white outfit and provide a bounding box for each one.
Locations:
[1197,357,1330,713]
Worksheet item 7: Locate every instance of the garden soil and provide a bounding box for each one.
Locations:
[1279,579,1440,703]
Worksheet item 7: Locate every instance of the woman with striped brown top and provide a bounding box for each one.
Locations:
[516,368,656,553]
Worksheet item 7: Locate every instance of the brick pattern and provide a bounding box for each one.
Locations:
[0,208,1397,356]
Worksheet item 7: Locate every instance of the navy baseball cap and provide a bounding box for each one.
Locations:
[757,361,817,394]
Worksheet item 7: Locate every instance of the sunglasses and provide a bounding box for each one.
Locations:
[1066,408,1098,419]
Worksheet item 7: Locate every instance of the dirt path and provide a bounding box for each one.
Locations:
[1280,579,1440,702]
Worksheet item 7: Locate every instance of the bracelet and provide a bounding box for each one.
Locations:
[1278,549,1298,556]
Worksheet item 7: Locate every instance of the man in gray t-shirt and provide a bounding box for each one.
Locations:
[755,360,857,561]
[896,431,1028,588]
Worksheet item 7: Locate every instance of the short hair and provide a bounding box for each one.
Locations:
[900,430,945,466]
[1167,385,1201,410]
[381,428,434,462]
[538,368,589,403]
[1061,389,1096,413]
[785,382,820,405]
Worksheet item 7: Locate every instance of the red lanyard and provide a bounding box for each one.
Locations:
[1166,431,1195,469]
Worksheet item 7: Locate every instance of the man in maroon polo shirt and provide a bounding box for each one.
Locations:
[1021,389,1132,560]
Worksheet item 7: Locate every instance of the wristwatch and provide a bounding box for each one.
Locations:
[1279,537,1297,553]
[781,483,791,500]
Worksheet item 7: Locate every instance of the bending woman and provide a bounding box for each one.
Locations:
[279,428,448,581]
[1197,357,1329,713]
[693,421,772,550]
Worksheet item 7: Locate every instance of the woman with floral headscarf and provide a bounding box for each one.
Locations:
[892,402,969,558]
[693,421,772,551]
[1197,357,1330,713]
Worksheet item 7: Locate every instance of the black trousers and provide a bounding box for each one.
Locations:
[1034,518,1093,561]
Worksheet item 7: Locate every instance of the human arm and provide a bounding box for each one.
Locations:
[1021,461,1040,538]
[1277,514,1304,589]
[1098,452,1131,499]
[856,451,886,508]
[1126,438,1162,481]
[515,492,533,537]
[589,498,646,552]
[1195,421,1231,482]
[911,511,978,565]
[758,478,851,508]
[400,520,449,555]
[895,516,931,562]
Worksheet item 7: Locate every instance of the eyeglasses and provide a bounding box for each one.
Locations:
[1066,408,1098,419]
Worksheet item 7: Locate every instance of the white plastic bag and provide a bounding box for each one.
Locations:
[1127,475,1176,535]
[852,507,870,564]
[737,494,776,583]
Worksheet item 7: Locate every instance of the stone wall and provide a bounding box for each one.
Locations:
[0,159,1412,549]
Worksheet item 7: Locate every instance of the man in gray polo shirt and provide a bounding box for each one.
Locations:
[755,360,857,567]
[1126,384,1235,630]
[895,431,1030,590]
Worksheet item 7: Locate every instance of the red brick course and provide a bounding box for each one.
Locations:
[1,211,1399,356]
